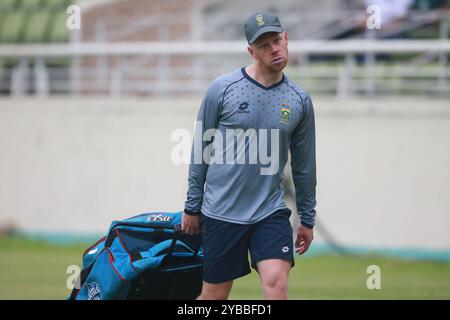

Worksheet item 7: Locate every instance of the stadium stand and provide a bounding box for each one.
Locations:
[0,0,448,96]
[0,0,73,44]
[49,11,70,43]
[0,0,74,93]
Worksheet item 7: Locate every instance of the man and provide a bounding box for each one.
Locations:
[182,12,317,300]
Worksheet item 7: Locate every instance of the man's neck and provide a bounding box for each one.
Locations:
[245,64,283,88]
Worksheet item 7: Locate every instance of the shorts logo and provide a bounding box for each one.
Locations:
[87,282,102,300]
[280,104,290,123]
[281,246,289,253]
[256,15,265,26]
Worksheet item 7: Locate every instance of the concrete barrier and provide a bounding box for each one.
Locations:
[0,96,449,251]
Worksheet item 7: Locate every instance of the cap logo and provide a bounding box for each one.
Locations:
[256,15,265,26]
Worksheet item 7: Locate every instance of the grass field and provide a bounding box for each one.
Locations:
[0,236,449,300]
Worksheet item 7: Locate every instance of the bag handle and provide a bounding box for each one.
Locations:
[104,221,178,247]
[105,222,201,258]
[167,224,202,259]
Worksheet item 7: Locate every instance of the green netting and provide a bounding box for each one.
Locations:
[48,11,69,43]
[47,6,72,66]
[44,0,72,10]
[0,0,19,12]
[20,0,43,12]
[23,11,52,43]
[0,11,26,43]
[46,11,71,66]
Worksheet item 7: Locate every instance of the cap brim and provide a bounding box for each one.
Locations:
[248,26,284,44]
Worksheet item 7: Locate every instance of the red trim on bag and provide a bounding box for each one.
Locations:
[105,248,126,284]
[115,229,132,262]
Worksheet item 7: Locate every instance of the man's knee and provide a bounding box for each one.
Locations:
[257,259,291,299]
[262,271,288,292]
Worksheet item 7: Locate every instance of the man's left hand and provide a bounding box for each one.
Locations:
[181,212,201,235]
[295,224,314,255]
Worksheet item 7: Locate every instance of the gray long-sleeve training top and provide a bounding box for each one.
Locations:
[184,67,316,228]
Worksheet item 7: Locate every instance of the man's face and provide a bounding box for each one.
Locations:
[248,31,289,73]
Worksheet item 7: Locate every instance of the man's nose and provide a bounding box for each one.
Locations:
[271,44,280,54]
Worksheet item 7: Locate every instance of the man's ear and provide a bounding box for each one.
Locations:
[284,31,288,43]
[247,46,256,59]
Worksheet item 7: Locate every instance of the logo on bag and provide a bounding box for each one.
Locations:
[87,282,102,300]
[146,214,173,222]
[88,248,98,255]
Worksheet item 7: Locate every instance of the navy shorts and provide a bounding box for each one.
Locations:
[200,208,294,283]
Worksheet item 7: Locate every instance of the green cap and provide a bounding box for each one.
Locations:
[244,13,284,44]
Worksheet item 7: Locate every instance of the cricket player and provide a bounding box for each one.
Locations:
[182,12,317,300]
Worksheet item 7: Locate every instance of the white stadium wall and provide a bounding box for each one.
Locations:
[0,97,449,252]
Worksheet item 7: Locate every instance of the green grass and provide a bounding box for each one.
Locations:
[0,236,87,299]
[231,255,450,300]
[1,236,449,300]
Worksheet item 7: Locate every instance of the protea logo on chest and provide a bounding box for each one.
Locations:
[280,103,290,123]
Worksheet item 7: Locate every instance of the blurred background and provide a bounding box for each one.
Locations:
[0,0,449,299]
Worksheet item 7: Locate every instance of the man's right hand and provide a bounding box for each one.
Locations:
[181,212,201,235]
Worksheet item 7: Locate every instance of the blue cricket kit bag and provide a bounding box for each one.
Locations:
[69,211,203,300]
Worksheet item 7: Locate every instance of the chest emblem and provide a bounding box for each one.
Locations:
[280,104,290,123]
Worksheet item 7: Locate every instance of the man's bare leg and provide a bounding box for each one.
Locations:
[257,259,291,300]
[197,281,233,300]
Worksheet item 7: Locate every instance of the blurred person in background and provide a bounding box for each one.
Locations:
[182,12,317,300]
